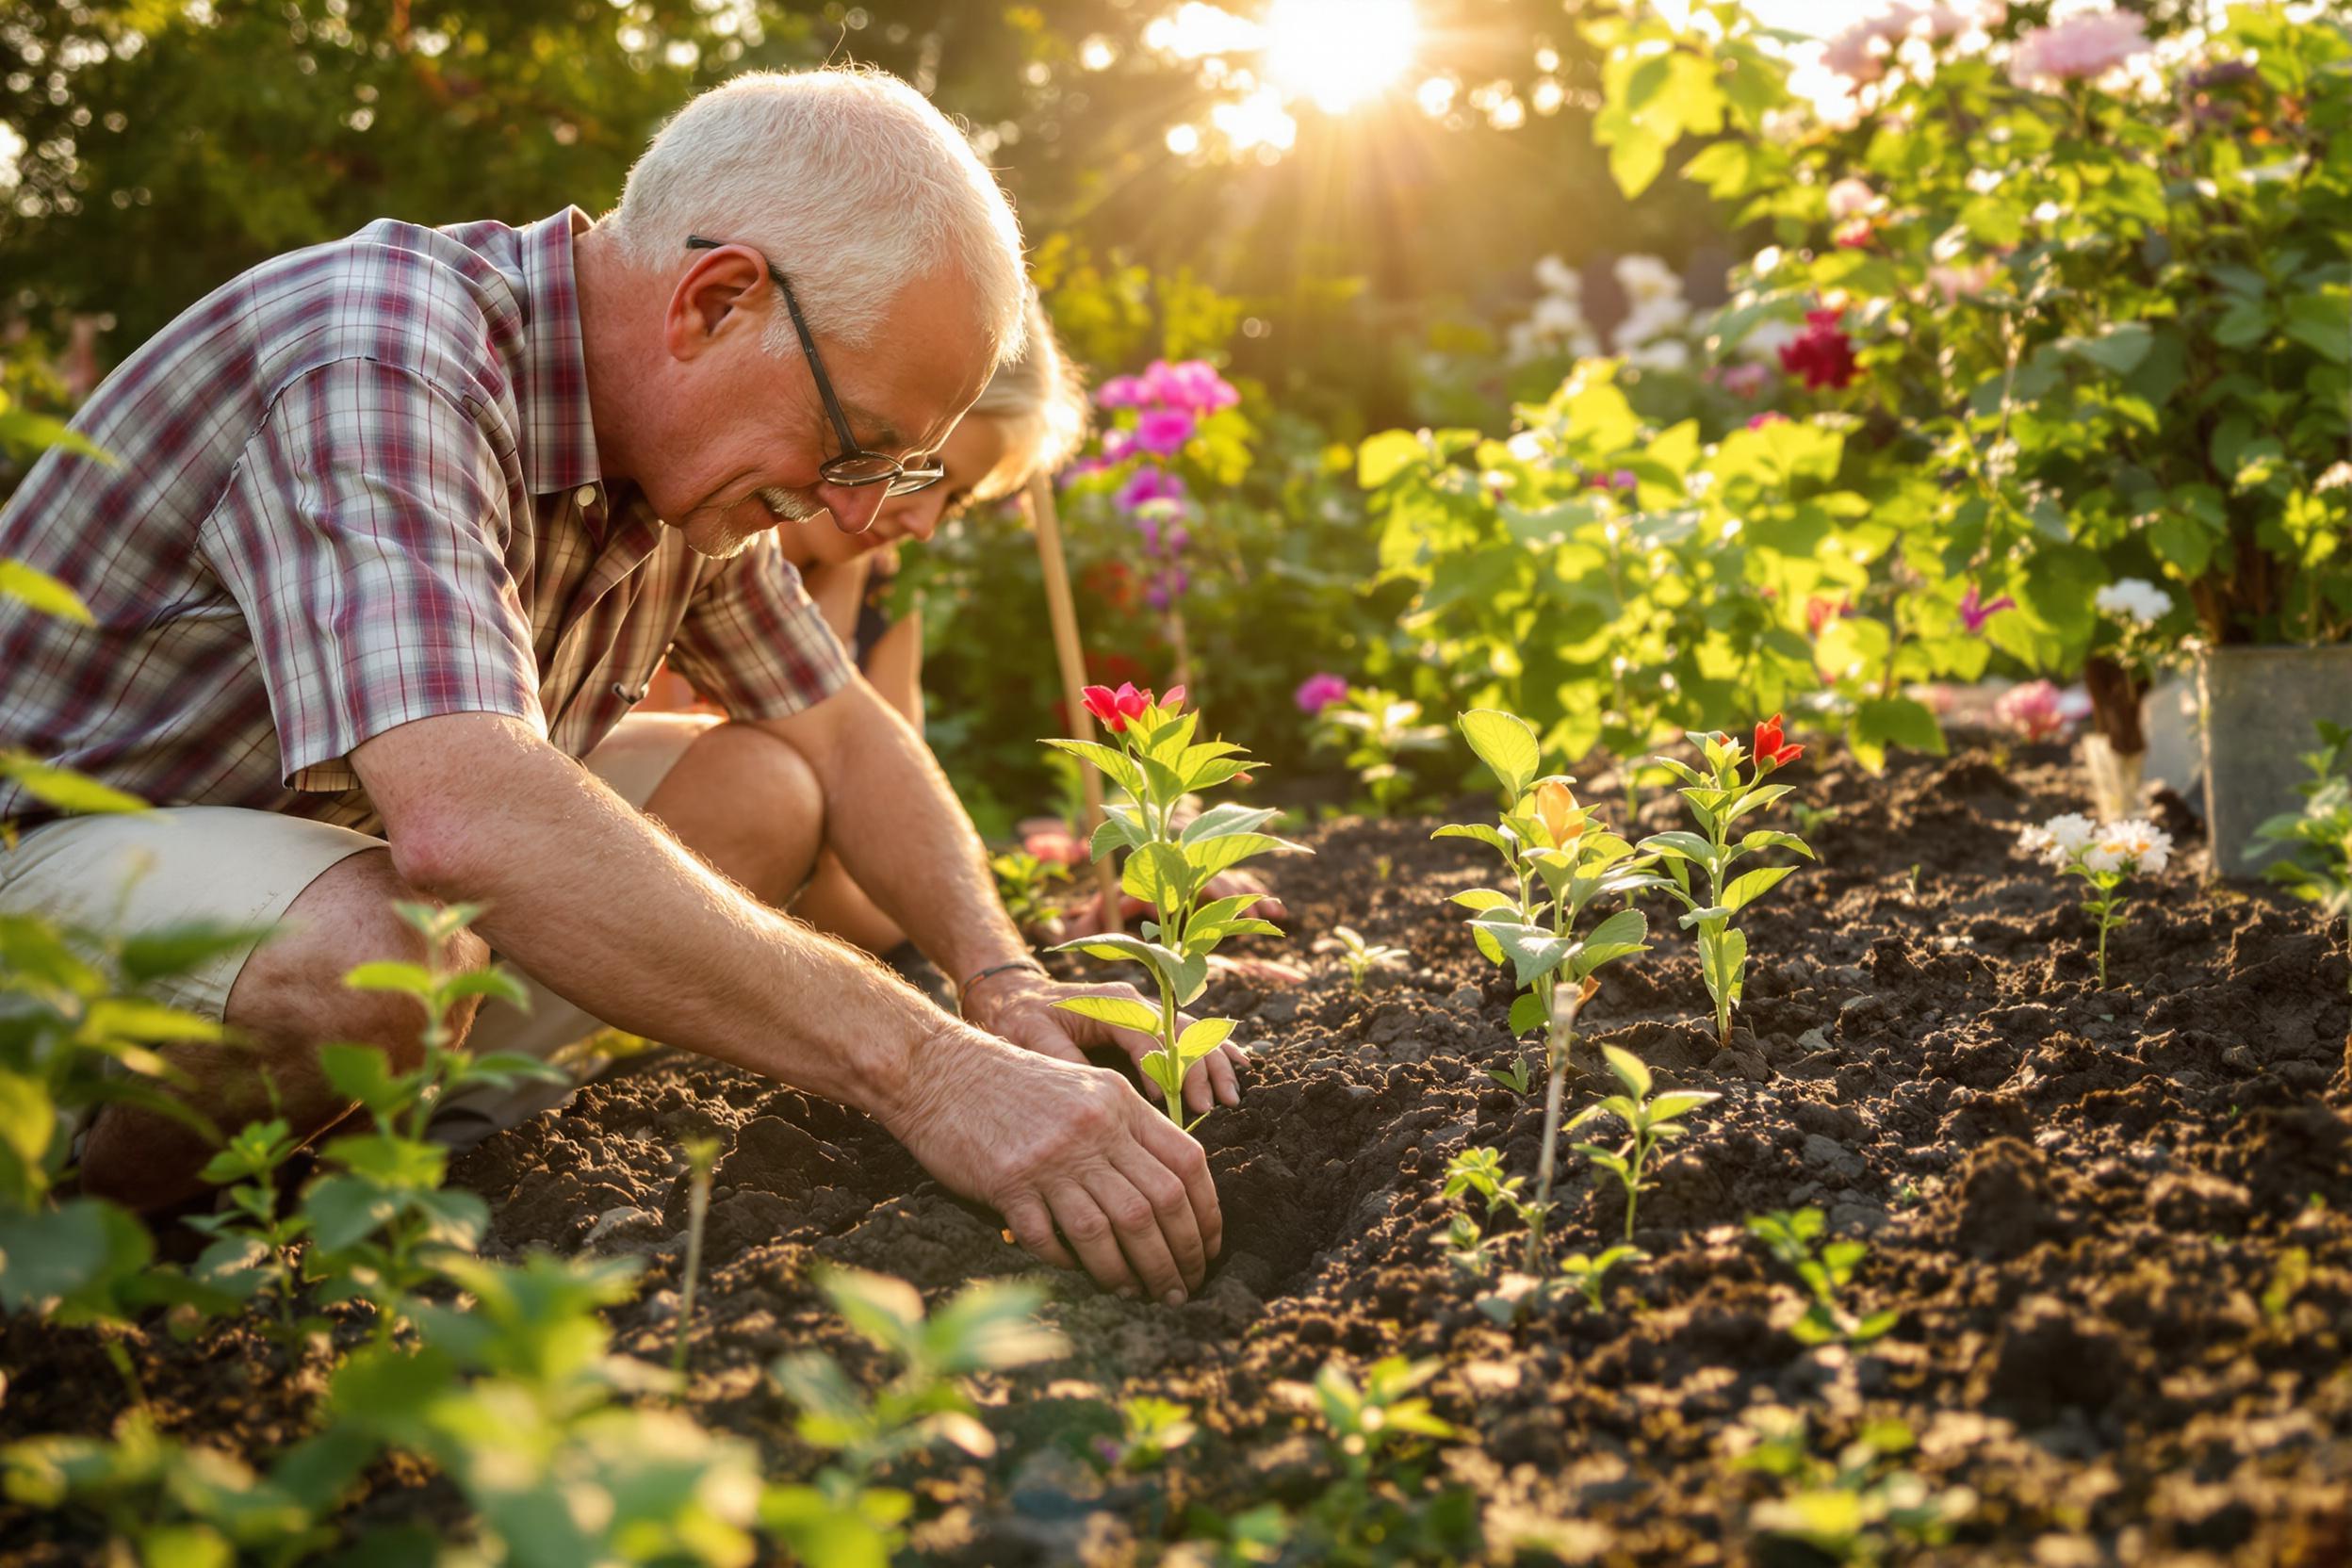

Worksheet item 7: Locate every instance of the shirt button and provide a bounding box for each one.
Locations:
[576,485,598,509]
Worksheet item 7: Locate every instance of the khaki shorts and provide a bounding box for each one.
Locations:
[0,711,724,1147]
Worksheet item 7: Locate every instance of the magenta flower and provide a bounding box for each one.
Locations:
[1134,407,1197,456]
[1746,411,1790,431]
[1295,672,1350,714]
[1116,466,1188,514]
[1143,359,1241,414]
[1957,583,2016,634]
[1144,565,1190,611]
[1098,426,1135,464]
[1096,374,1151,409]
[1994,679,2073,743]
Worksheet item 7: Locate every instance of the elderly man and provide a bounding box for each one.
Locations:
[0,68,1234,1306]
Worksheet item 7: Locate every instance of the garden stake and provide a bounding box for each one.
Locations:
[1026,471,1124,935]
[1524,974,1593,1272]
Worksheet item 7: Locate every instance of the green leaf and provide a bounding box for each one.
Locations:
[1121,841,1196,910]
[117,922,272,986]
[1508,990,1548,1037]
[1459,710,1541,798]
[318,1043,414,1119]
[1648,1090,1721,1122]
[0,561,93,624]
[2064,321,2153,376]
[1042,738,1145,798]
[0,753,149,816]
[319,1133,447,1190]
[1599,1044,1652,1099]
[342,961,434,998]
[1473,917,1576,988]
[1638,829,1715,865]
[1358,429,1427,489]
[1174,1017,1237,1062]
[80,996,221,1045]
[1570,907,1650,976]
[1851,697,1947,773]
[1180,802,1282,844]
[1738,829,1815,859]
[1723,864,1799,912]
[1192,832,1298,880]
[1053,994,1161,1036]
[442,967,531,1009]
[0,1198,154,1319]
[1448,888,1517,913]
[1432,823,1517,859]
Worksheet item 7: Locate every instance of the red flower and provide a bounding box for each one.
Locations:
[1777,309,1859,391]
[1161,684,1186,712]
[1754,713,1805,769]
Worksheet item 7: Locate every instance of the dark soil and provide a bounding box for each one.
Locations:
[8,739,2352,1564]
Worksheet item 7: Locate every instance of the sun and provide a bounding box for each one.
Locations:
[1261,0,1420,114]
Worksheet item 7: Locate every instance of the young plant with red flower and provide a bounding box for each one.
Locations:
[1638,719,1817,1047]
[1434,710,1668,1270]
[1046,689,1304,1128]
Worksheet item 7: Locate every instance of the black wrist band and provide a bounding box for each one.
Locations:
[956,956,1049,1014]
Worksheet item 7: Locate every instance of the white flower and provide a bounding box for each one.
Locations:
[1613,296,1691,352]
[1614,253,1682,305]
[1530,294,1587,337]
[1506,430,1544,462]
[2047,812,2098,852]
[2093,577,2173,625]
[2082,843,2126,875]
[2102,818,2173,876]
[1534,253,1581,297]
[2315,460,2352,494]
[1625,338,1691,373]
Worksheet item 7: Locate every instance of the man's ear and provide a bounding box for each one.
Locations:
[664,246,768,362]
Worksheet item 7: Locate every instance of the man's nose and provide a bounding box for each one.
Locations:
[820,482,888,537]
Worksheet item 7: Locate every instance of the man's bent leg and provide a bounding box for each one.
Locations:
[0,805,489,1213]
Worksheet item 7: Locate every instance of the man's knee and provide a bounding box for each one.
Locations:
[650,723,827,906]
[686,722,826,822]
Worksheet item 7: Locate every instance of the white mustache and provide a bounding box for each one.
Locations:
[756,485,827,522]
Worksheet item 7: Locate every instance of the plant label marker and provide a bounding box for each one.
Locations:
[1026,471,1125,936]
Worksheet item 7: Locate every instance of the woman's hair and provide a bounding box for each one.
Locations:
[604,67,1028,367]
[966,293,1093,503]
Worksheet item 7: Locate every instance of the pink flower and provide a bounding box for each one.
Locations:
[1116,466,1188,514]
[1081,682,1152,731]
[1957,583,2016,634]
[1746,410,1790,431]
[1097,426,1135,464]
[1096,374,1151,410]
[1023,827,1086,866]
[1825,178,1876,220]
[1994,680,2073,743]
[1927,257,2000,304]
[1834,219,1875,250]
[1295,672,1350,714]
[2008,10,2148,90]
[1778,309,1860,391]
[1805,595,1850,636]
[1142,359,1241,414]
[1722,363,1773,400]
[1134,407,1197,456]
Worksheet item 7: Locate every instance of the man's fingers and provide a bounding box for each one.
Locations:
[1048,1182,1143,1297]
[1200,1043,1243,1107]
[1086,1164,1194,1302]
[1003,1194,1078,1273]
[1005,1020,1089,1068]
[1133,1109,1222,1266]
[1109,1142,1210,1296]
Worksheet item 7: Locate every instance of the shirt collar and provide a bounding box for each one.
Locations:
[518,206,603,498]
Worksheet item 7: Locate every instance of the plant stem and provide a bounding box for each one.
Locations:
[1523,982,1588,1274]
[673,1146,716,1383]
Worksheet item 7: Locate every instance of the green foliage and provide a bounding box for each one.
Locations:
[1586,0,2352,678]
[1050,694,1305,1127]
[990,848,1074,936]
[1568,1044,1721,1244]
[1095,1396,1199,1477]
[767,1266,1068,1567]
[1734,1409,1976,1563]
[1747,1208,1900,1347]
[2251,722,2352,985]
[1324,924,1407,995]
[1311,686,1450,814]
[1641,726,1816,1044]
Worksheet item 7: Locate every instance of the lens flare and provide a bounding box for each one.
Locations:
[1263,0,1419,113]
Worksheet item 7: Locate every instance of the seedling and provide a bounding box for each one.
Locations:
[1558,1245,1646,1315]
[2250,721,2352,989]
[1488,1054,1535,1095]
[300,902,567,1341]
[1640,716,1816,1047]
[1310,684,1448,813]
[1733,1409,1975,1563]
[1442,1147,1526,1280]
[1047,685,1305,1127]
[1093,1396,1197,1475]
[1321,923,1407,994]
[767,1266,1068,1565]
[672,1135,721,1381]
[2263,1246,2311,1326]
[1434,708,1666,1269]
[989,848,1072,935]
[1747,1208,1898,1346]
[185,1112,324,1342]
[1567,1045,1720,1243]
[2016,813,2173,987]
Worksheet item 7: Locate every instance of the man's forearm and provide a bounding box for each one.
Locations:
[354,714,937,1124]
[760,683,1028,989]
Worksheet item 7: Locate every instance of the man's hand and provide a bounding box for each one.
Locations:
[964,968,1246,1118]
[884,1021,1222,1302]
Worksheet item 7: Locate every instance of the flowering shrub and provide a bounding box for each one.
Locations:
[1308,683,1448,813]
[2017,811,2175,986]
[1583,0,2352,769]
[1048,688,1301,1125]
[1992,679,2074,744]
[1640,720,1817,1046]
[2248,722,2352,988]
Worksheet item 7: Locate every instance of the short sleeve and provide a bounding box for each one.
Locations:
[199,358,546,792]
[665,531,855,722]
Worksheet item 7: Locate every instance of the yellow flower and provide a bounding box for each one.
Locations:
[1533,776,1586,850]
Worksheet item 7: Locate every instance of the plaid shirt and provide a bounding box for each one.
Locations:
[0,208,850,833]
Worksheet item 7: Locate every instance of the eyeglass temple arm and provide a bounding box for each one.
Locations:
[684,235,862,453]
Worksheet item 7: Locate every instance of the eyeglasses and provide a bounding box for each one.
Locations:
[685,235,945,500]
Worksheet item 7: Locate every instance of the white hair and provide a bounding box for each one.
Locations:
[607,67,1027,366]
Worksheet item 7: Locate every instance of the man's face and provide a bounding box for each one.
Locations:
[644,247,994,561]
[789,415,1012,568]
